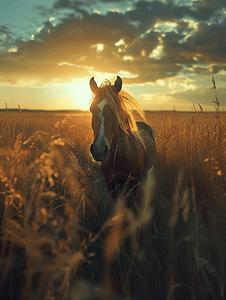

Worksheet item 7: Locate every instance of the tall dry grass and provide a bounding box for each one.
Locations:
[0,89,226,299]
[146,109,226,300]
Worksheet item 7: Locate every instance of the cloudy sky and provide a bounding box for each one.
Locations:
[0,0,226,111]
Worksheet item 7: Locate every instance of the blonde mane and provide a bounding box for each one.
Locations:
[96,79,147,147]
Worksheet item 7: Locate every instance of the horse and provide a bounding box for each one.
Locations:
[89,76,156,205]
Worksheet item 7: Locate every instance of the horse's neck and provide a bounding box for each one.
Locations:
[110,126,130,153]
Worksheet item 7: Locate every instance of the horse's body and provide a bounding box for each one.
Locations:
[100,121,156,193]
[89,76,156,198]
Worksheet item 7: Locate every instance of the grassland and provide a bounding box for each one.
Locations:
[0,108,226,300]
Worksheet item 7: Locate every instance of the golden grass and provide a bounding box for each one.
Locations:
[0,107,226,300]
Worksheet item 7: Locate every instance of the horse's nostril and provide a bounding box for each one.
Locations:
[104,145,108,155]
[90,144,94,156]
[90,143,108,160]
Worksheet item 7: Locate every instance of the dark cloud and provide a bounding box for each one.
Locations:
[100,0,126,2]
[211,65,226,73]
[169,87,226,108]
[53,0,95,13]
[53,0,90,18]
[126,0,225,30]
[183,20,226,63]
[0,0,225,87]
[53,0,76,9]
[194,0,226,9]
[33,5,56,18]
[0,25,10,34]
[126,1,169,33]
[0,25,17,53]
[125,31,160,57]
[53,0,128,7]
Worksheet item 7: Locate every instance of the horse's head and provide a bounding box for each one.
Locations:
[89,76,122,161]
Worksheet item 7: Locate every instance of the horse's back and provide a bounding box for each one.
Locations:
[137,121,155,140]
[136,121,156,172]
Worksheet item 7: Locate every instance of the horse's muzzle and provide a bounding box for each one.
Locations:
[90,143,108,161]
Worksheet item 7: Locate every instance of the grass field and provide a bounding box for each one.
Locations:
[0,108,226,300]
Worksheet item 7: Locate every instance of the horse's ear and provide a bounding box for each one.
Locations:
[114,76,122,93]
[89,77,99,94]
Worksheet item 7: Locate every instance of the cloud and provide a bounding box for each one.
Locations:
[0,25,10,34]
[193,0,226,10]
[0,0,225,87]
[0,25,17,52]
[168,86,226,108]
[139,86,226,111]
[183,20,226,63]
[53,0,77,9]
[34,5,56,18]
[100,0,127,2]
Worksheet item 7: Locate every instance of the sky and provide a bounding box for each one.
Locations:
[0,0,226,111]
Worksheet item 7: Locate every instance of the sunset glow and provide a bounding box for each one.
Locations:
[0,0,226,111]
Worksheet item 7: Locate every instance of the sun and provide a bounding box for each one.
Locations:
[62,81,92,110]
[47,80,93,110]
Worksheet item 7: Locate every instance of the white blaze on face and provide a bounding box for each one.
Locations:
[95,99,108,147]
[97,98,108,112]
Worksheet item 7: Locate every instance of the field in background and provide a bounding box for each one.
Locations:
[0,110,226,300]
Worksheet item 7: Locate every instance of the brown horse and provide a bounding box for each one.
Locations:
[89,76,156,200]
